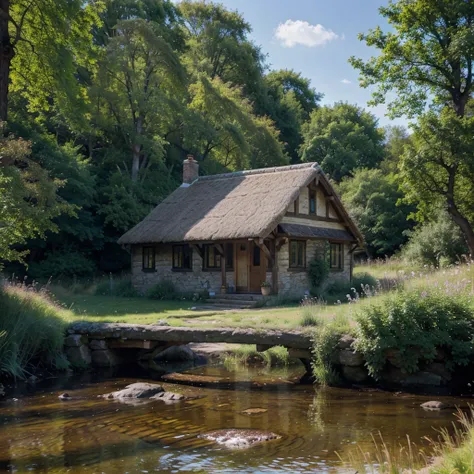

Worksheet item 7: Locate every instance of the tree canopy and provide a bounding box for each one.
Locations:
[351,0,474,255]
[300,102,385,182]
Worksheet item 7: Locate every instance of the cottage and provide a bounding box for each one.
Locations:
[118,156,364,296]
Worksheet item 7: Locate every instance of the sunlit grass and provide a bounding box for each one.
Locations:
[45,260,474,330]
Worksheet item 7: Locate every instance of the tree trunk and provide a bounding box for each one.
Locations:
[131,116,143,182]
[447,204,474,257]
[0,0,12,122]
[131,143,140,182]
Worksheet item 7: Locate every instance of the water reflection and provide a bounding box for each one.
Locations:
[0,365,462,473]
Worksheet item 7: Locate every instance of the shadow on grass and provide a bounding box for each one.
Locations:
[60,295,221,318]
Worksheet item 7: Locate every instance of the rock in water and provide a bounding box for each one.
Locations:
[150,391,186,404]
[241,408,267,416]
[102,383,164,399]
[421,401,451,411]
[58,393,72,401]
[154,345,196,362]
[200,429,280,449]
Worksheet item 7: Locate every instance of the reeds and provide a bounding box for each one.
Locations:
[0,283,70,379]
[340,407,474,474]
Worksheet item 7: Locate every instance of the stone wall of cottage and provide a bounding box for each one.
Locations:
[277,240,352,296]
[131,244,235,295]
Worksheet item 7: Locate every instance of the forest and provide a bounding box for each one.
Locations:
[1,0,473,279]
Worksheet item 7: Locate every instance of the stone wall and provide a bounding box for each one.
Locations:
[131,244,235,295]
[277,240,352,295]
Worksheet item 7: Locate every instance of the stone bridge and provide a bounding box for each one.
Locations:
[66,322,315,376]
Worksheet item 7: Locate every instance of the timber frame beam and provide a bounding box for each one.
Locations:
[254,238,278,295]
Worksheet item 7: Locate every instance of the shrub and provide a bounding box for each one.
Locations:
[146,279,178,300]
[311,315,352,385]
[354,289,474,378]
[402,213,468,267]
[0,285,69,379]
[28,250,96,280]
[352,272,378,289]
[307,252,330,293]
[94,275,138,297]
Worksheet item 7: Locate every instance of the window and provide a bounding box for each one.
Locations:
[225,243,234,269]
[205,245,221,269]
[253,245,261,266]
[289,197,299,214]
[203,243,234,270]
[309,190,316,214]
[330,243,343,270]
[289,240,306,268]
[172,244,192,270]
[142,246,155,271]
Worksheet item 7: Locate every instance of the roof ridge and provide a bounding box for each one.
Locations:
[197,162,319,182]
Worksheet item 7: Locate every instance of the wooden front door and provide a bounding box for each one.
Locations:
[249,241,266,293]
[235,242,249,293]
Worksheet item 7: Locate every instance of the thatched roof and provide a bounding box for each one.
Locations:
[118,163,363,245]
[278,224,356,242]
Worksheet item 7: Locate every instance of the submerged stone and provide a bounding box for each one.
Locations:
[421,401,452,411]
[102,383,164,399]
[150,391,186,404]
[241,408,267,416]
[200,429,281,449]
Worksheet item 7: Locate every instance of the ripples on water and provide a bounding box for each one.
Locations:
[0,364,462,473]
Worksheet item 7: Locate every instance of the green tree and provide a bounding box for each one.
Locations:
[0,0,101,123]
[182,76,287,170]
[0,131,71,264]
[91,17,186,182]
[350,0,474,255]
[339,168,415,257]
[300,102,385,181]
[263,69,322,163]
[179,0,265,103]
[382,125,411,172]
[400,109,474,253]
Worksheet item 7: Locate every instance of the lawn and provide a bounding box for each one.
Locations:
[52,261,474,330]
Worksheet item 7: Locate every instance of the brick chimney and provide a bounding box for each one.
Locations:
[183,154,199,185]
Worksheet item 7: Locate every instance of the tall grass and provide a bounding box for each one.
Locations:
[222,344,291,368]
[0,284,70,379]
[340,407,474,474]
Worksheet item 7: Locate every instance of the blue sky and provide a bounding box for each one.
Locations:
[205,0,409,128]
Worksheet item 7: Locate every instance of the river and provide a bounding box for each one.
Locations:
[0,363,464,473]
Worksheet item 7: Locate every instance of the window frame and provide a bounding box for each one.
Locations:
[289,239,306,269]
[309,189,316,215]
[202,243,234,271]
[142,246,156,272]
[172,244,193,272]
[329,242,344,270]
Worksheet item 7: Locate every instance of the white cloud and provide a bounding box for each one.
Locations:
[275,20,339,48]
[341,79,352,84]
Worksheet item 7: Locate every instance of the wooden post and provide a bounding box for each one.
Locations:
[215,244,227,293]
[254,239,278,295]
[221,251,227,293]
[272,240,278,295]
